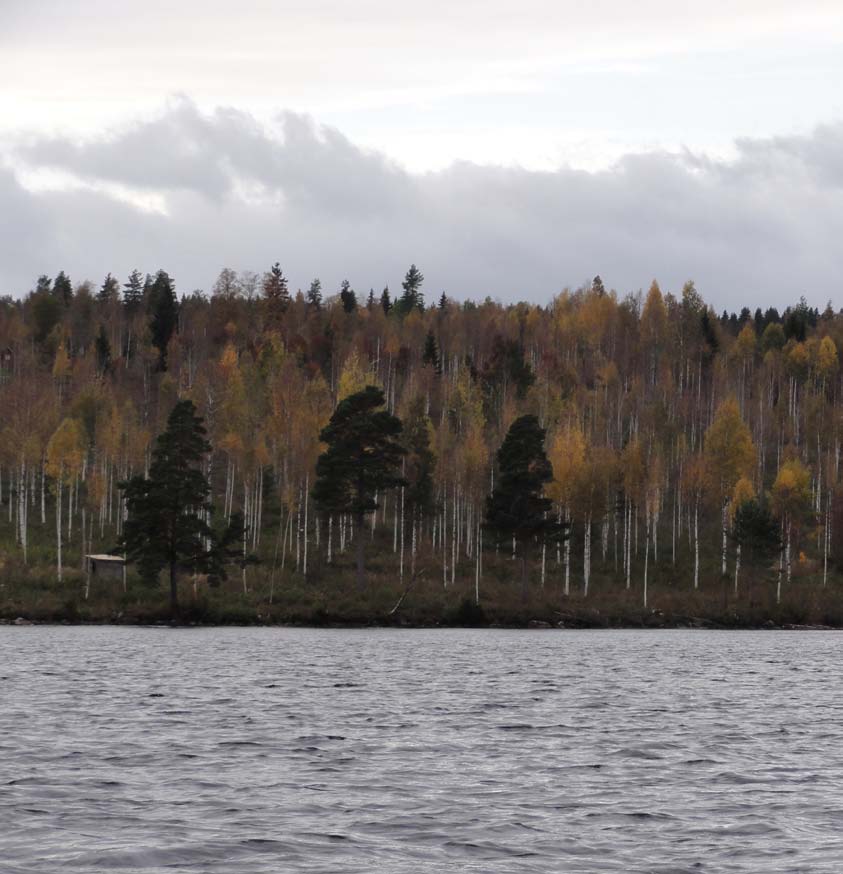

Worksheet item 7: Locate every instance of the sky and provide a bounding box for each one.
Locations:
[1,0,843,309]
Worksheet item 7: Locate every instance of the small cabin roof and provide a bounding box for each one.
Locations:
[86,554,126,563]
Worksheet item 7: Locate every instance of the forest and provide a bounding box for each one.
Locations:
[0,263,841,627]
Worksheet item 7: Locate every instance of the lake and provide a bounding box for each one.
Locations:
[1,627,842,872]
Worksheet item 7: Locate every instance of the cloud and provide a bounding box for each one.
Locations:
[2,100,843,310]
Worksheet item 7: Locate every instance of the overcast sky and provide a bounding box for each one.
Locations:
[2,1,843,309]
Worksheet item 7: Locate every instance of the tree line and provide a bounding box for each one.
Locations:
[0,264,840,616]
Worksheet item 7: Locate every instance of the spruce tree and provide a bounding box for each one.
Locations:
[438,291,447,310]
[312,386,406,589]
[123,269,144,315]
[403,397,436,528]
[422,330,440,372]
[732,499,780,601]
[339,279,357,313]
[95,325,112,374]
[53,270,73,306]
[485,415,562,597]
[397,264,424,315]
[380,286,392,314]
[148,269,178,370]
[98,273,119,304]
[119,400,213,615]
[307,278,323,311]
[262,262,290,327]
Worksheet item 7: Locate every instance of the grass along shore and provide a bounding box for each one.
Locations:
[2,542,842,629]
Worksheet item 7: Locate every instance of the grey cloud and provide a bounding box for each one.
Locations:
[3,102,843,310]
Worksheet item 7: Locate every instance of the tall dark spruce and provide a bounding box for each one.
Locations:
[485,414,564,598]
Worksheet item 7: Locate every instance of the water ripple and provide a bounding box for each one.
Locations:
[1,627,843,872]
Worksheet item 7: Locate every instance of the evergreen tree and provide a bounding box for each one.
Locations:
[592,275,605,295]
[380,286,392,314]
[485,415,563,597]
[367,288,376,310]
[35,274,52,295]
[422,330,440,372]
[98,273,119,304]
[403,397,436,524]
[397,264,424,315]
[732,499,780,600]
[306,278,323,311]
[149,269,178,370]
[53,270,73,306]
[119,400,213,615]
[123,269,144,314]
[312,386,406,589]
[262,262,290,326]
[438,291,447,310]
[32,291,62,347]
[340,279,357,313]
[95,325,112,374]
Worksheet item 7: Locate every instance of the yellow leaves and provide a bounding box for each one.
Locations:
[817,336,838,379]
[451,368,484,434]
[547,426,586,505]
[786,341,810,381]
[219,432,245,456]
[337,349,371,402]
[46,417,85,485]
[52,344,71,381]
[733,322,756,361]
[640,280,668,347]
[770,458,811,518]
[703,398,755,501]
[729,476,756,521]
[219,342,239,374]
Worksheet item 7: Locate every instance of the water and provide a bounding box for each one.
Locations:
[2,628,843,873]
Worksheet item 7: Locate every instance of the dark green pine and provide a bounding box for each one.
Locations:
[312,386,407,589]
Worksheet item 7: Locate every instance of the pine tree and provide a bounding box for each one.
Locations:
[438,291,447,310]
[307,278,323,311]
[98,273,119,304]
[312,386,406,589]
[485,415,562,597]
[367,288,376,310]
[380,286,392,314]
[52,271,73,306]
[397,264,424,315]
[119,400,213,615]
[149,270,178,370]
[339,279,357,313]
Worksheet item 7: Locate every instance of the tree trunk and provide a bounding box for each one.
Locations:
[169,559,178,617]
[520,545,529,601]
[693,499,700,590]
[56,469,63,583]
[355,511,366,591]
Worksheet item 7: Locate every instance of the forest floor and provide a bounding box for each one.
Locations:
[2,548,842,629]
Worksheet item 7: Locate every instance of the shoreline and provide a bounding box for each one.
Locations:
[2,615,839,631]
